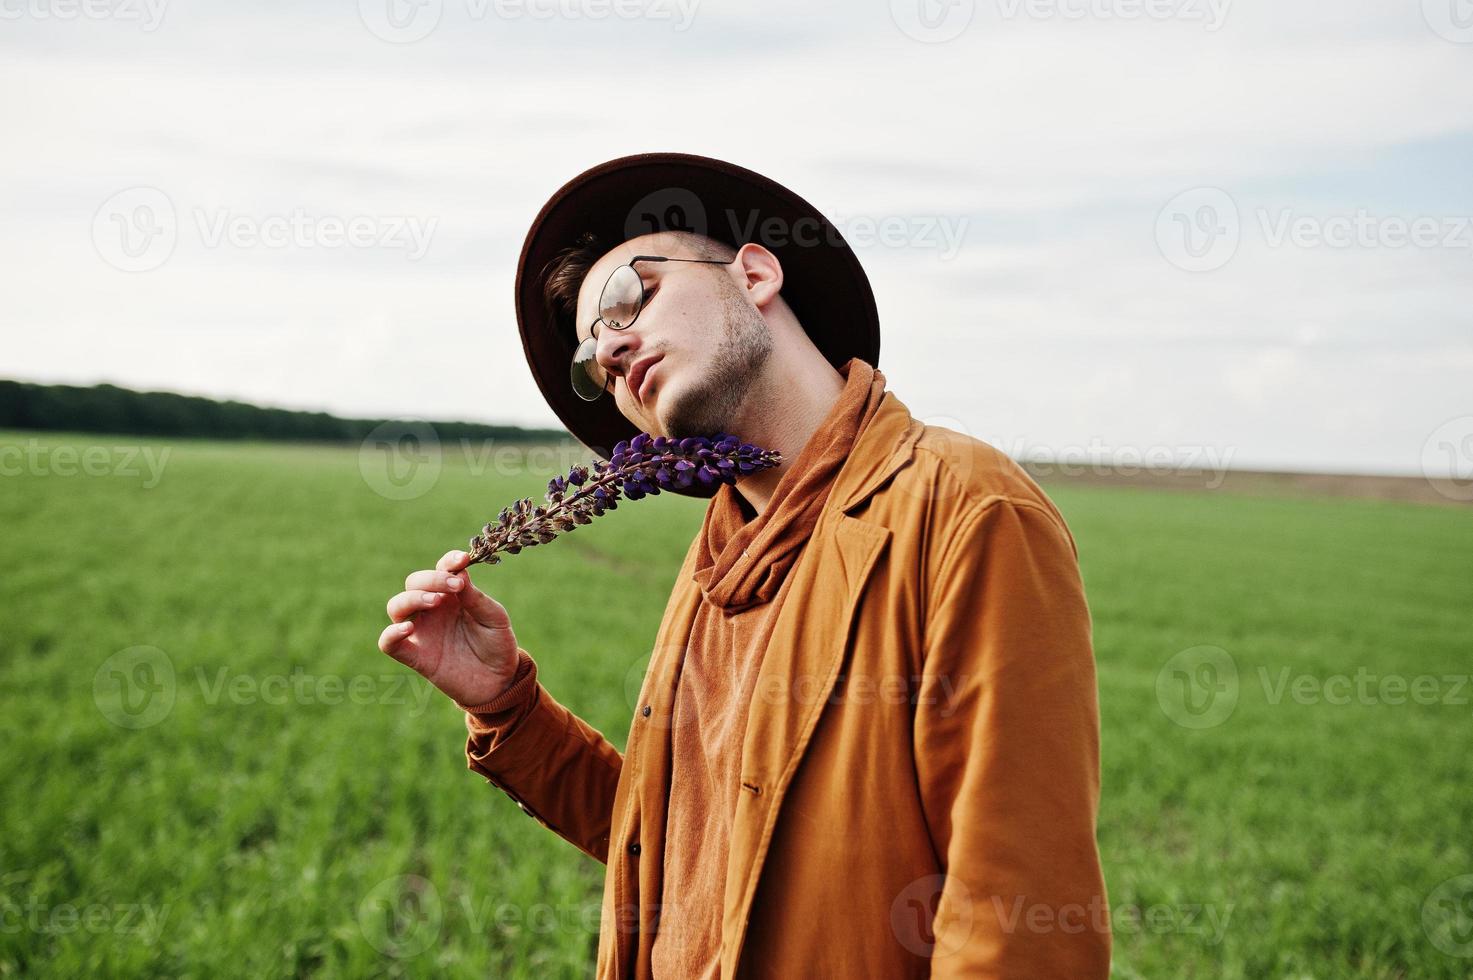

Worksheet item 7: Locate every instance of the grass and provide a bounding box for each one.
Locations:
[1,429,1470,978]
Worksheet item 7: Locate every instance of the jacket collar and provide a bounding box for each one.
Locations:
[830,389,924,515]
[603,388,924,980]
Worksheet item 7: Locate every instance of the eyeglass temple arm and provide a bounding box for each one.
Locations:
[628,254,735,266]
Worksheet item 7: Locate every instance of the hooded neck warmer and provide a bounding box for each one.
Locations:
[690,357,888,613]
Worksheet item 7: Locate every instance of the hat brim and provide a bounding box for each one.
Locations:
[514,152,881,500]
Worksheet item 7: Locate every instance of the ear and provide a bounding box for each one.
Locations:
[732,242,783,309]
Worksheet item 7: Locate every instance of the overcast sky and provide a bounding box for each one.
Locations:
[3,0,1470,477]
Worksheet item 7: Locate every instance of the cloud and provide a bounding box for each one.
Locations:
[1,0,1469,475]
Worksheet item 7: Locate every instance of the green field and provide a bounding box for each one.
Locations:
[2,429,1470,978]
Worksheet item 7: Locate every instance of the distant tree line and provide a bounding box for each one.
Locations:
[0,380,568,444]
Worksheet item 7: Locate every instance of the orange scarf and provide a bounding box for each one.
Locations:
[691,357,888,612]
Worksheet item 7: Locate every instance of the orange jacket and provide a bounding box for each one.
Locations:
[465,389,1111,978]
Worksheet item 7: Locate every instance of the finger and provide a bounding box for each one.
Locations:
[387,590,444,622]
[404,569,466,594]
[378,619,414,655]
[436,549,472,574]
[456,580,514,633]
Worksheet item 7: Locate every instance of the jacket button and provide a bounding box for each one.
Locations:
[628,842,641,856]
[641,705,652,718]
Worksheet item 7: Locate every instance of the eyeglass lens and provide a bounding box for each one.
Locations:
[570,263,648,400]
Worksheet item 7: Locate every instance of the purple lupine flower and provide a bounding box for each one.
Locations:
[465,432,782,566]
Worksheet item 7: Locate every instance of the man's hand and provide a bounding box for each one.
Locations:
[378,549,521,707]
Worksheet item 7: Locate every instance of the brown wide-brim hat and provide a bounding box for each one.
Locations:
[514,151,882,500]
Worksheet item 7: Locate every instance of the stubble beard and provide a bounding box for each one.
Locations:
[661,278,774,440]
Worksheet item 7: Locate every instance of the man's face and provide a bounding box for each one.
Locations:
[574,232,773,439]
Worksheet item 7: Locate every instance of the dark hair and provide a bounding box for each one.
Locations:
[540,230,738,345]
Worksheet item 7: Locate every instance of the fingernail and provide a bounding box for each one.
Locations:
[425,592,439,604]
[399,622,412,632]
[446,576,462,590]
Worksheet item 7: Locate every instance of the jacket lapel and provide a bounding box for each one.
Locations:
[602,392,924,979]
[599,536,705,979]
[833,391,925,515]
[718,392,924,976]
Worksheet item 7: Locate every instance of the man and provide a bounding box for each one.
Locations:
[378,153,1110,978]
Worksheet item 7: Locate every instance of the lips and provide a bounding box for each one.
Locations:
[629,356,662,408]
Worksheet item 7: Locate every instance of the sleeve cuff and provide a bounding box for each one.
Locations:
[457,648,538,717]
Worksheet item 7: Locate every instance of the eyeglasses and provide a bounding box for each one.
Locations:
[570,254,735,402]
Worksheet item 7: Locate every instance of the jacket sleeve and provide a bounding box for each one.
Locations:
[460,648,623,864]
[912,496,1111,978]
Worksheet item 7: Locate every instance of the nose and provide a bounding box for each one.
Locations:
[595,321,644,386]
